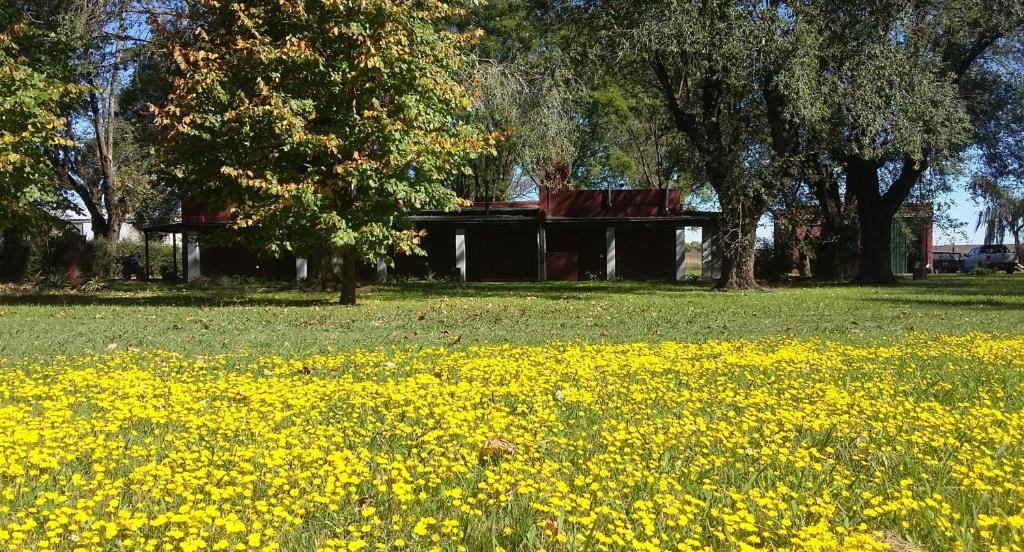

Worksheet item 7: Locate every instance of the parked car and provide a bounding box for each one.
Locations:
[963,244,1017,273]
[932,251,964,273]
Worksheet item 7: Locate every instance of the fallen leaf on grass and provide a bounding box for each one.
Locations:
[877,531,924,552]
[482,437,515,457]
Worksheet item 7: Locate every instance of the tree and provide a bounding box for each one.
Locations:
[969,40,1024,252]
[579,0,806,289]
[156,0,490,304]
[0,2,80,226]
[452,2,606,202]
[455,57,591,201]
[585,83,690,194]
[971,176,1024,250]
[803,0,1024,283]
[14,0,166,245]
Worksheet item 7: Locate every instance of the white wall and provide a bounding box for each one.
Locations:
[64,216,173,245]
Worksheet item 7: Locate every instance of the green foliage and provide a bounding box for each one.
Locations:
[460,57,592,198]
[156,0,491,270]
[0,226,88,282]
[582,84,690,192]
[116,240,180,280]
[0,4,81,224]
[41,269,68,289]
[0,228,31,281]
[79,275,107,293]
[88,238,118,279]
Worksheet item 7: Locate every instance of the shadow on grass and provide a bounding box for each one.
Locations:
[4,274,1016,309]
[371,280,715,300]
[0,293,333,308]
[864,297,1024,311]
[0,279,716,308]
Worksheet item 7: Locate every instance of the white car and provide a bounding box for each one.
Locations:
[963,245,1017,273]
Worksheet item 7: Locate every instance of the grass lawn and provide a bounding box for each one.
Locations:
[1,274,1023,358]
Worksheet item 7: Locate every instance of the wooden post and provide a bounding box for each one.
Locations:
[606,227,616,280]
[171,232,178,279]
[537,224,547,282]
[455,228,466,282]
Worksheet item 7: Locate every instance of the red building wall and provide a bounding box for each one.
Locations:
[541,188,682,218]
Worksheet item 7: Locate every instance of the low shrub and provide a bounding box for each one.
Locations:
[88,238,119,279]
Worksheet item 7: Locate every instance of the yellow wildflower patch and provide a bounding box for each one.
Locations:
[1,335,1023,551]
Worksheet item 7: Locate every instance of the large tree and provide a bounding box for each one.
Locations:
[580,0,806,289]
[0,1,80,225]
[803,0,1024,283]
[12,0,167,244]
[156,0,490,304]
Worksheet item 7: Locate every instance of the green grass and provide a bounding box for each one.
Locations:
[1,274,1023,358]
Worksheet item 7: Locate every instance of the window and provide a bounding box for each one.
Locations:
[981,245,1009,254]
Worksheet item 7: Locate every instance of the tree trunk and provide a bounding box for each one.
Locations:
[853,189,897,285]
[846,155,923,285]
[803,153,856,281]
[339,249,357,305]
[716,194,761,290]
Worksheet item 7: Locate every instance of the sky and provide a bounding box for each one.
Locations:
[937,185,986,246]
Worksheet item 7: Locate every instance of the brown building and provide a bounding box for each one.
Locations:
[396,188,721,282]
[144,189,723,282]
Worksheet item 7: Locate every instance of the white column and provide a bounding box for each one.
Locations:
[295,257,308,281]
[376,258,388,282]
[537,225,547,281]
[675,227,686,281]
[186,234,201,281]
[606,227,616,280]
[455,228,467,282]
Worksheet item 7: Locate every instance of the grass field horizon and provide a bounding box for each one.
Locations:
[2,274,1023,358]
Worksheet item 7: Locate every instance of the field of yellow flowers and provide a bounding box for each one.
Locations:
[1,335,1023,551]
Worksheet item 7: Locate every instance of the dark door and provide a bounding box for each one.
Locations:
[546,251,579,281]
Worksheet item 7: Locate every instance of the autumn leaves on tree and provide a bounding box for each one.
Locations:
[155,0,492,304]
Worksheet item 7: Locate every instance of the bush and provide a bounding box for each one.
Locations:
[88,238,119,279]
[0,228,31,281]
[754,238,794,282]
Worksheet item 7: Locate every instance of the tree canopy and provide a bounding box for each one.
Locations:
[0,2,80,225]
[155,0,492,303]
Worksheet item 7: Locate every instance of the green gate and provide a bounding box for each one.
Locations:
[890,218,909,274]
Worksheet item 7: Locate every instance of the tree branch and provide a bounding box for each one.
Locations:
[651,52,699,143]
